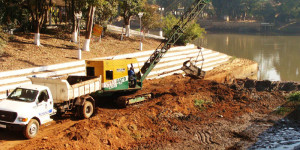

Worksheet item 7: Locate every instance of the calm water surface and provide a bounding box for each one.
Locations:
[194,33,300,82]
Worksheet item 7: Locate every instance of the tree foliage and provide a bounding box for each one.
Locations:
[26,0,49,33]
[119,0,145,25]
[151,0,300,23]
[95,0,118,25]
[163,13,206,45]
[0,0,30,31]
[141,4,160,32]
[275,0,300,22]
[211,0,300,22]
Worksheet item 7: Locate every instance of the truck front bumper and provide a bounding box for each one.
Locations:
[0,121,25,131]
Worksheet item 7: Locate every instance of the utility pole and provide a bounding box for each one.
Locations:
[138,12,144,51]
[158,7,164,37]
[75,12,82,60]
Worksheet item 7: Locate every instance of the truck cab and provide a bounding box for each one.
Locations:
[0,84,55,139]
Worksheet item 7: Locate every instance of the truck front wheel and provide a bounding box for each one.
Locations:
[81,101,94,119]
[23,119,39,139]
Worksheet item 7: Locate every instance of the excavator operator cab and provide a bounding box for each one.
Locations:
[85,58,142,91]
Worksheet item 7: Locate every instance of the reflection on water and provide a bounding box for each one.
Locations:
[194,33,300,81]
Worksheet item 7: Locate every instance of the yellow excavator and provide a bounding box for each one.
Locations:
[86,0,209,106]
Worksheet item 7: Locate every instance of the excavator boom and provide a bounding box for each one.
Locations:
[138,0,210,82]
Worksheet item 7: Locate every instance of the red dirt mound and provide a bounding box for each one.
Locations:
[10,74,292,150]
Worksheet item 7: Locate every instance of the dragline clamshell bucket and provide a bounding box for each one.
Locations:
[181,60,206,79]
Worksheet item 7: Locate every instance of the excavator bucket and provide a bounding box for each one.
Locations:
[181,60,206,79]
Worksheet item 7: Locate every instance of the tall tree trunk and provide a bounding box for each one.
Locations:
[30,0,48,46]
[86,6,92,32]
[34,20,41,46]
[65,0,68,23]
[34,0,41,46]
[83,6,96,51]
[49,0,52,25]
[71,0,77,42]
[124,17,130,37]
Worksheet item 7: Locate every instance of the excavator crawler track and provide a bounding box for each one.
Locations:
[116,93,153,108]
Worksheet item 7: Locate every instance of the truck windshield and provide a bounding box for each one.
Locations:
[7,88,38,102]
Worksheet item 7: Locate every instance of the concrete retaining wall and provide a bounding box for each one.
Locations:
[0,44,230,99]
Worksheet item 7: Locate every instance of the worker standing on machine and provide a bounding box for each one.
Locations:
[128,64,136,88]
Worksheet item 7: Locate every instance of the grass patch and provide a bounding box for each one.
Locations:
[288,92,300,102]
[274,106,291,115]
[194,99,210,111]
[273,92,300,115]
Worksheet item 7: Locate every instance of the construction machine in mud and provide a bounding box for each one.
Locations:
[86,0,209,106]
[0,0,209,139]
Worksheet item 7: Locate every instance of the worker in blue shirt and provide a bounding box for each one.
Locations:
[128,66,136,87]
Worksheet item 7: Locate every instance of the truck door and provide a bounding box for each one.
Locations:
[36,90,53,123]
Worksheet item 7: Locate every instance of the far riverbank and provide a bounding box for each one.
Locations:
[194,33,300,82]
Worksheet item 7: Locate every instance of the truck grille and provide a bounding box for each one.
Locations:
[0,110,17,122]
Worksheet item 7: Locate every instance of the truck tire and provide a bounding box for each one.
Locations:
[81,101,94,119]
[23,119,39,139]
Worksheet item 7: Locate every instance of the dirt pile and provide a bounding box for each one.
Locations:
[8,74,299,150]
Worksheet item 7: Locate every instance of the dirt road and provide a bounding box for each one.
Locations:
[0,59,299,150]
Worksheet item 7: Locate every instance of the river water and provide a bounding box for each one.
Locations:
[193,33,300,149]
[193,33,300,82]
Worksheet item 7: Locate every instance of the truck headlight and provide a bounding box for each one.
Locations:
[18,117,28,122]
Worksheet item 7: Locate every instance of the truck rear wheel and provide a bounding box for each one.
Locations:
[81,101,94,119]
[23,119,39,139]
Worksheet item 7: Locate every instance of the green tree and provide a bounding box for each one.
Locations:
[0,0,30,31]
[275,0,300,22]
[163,13,206,45]
[69,0,117,50]
[141,4,160,33]
[70,0,86,43]
[83,0,105,51]
[95,0,118,25]
[147,0,156,5]
[155,0,189,12]
[26,0,49,46]
[254,1,276,22]
[119,0,145,37]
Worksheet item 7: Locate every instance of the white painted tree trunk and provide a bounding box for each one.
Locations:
[72,30,78,43]
[83,6,95,52]
[125,25,130,37]
[83,39,90,51]
[34,33,41,46]
[159,30,163,37]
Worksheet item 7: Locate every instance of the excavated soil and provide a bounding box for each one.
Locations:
[0,60,299,149]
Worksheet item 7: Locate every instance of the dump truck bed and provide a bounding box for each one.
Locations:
[29,76,102,103]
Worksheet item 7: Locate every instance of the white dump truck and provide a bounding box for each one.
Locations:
[0,76,101,139]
